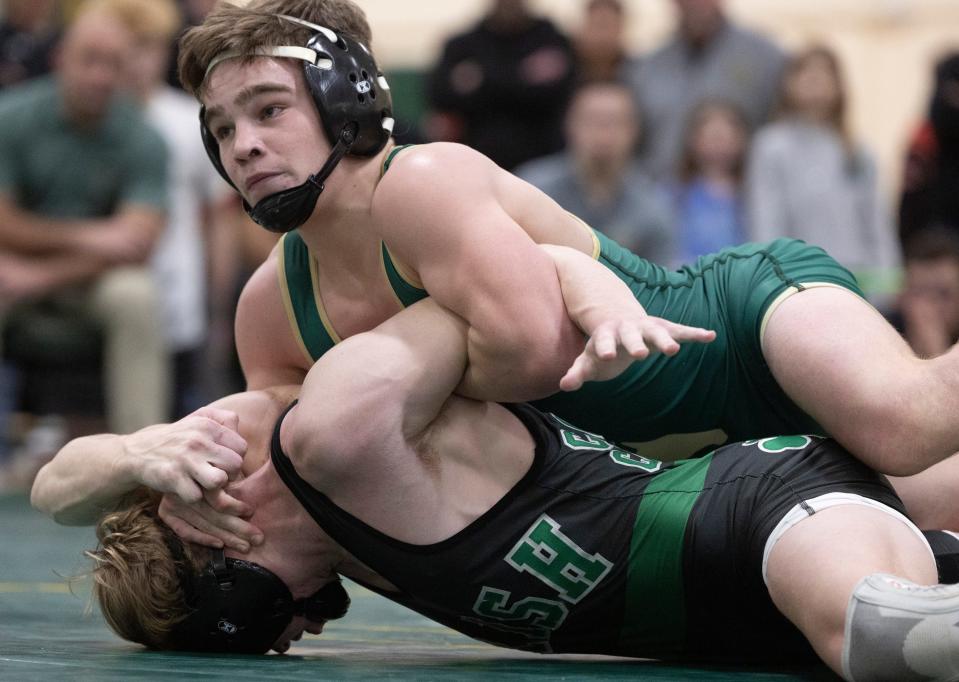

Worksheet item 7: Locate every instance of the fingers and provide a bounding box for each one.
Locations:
[159,492,263,552]
[159,497,224,549]
[193,406,240,433]
[204,488,254,518]
[559,353,593,392]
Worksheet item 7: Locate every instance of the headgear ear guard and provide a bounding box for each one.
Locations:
[166,545,351,654]
[199,14,394,233]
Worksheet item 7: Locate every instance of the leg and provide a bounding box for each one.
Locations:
[766,504,938,678]
[763,286,959,476]
[86,267,170,433]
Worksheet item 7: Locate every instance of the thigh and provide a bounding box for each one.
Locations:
[681,437,904,662]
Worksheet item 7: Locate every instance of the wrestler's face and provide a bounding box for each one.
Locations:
[272,616,327,654]
[203,57,330,206]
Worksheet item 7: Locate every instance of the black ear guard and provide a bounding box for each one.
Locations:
[167,547,350,654]
[198,14,393,233]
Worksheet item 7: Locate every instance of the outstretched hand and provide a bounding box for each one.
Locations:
[560,316,716,391]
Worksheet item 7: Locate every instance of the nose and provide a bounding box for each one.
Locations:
[231,120,264,166]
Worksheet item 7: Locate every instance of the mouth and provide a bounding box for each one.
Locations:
[244,172,283,194]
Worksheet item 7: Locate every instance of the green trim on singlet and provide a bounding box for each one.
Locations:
[382,143,414,174]
[280,231,339,360]
[620,454,713,654]
[381,243,429,307]
[379,143,428,307]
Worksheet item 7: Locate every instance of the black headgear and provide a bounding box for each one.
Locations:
[167,546,350,654]
[199,14,394,233]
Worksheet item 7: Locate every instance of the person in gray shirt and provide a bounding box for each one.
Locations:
[627,0,784,181]
[516,80,675,264]
[745,46,899,301]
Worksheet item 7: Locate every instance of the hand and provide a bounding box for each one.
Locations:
[123,406,248,504]
[159,486,264,552]
[560,316,716,391]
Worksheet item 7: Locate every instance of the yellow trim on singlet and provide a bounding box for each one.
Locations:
[276,239,315,366]
[566,212,602,260]
[308,251,343,344]
[758,282,863,351]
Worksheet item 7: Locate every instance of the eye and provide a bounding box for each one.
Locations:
[261,104,284,120]
[213,124,233,141]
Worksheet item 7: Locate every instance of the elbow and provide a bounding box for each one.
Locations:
[505,323,584,396]
[283,405,369,479]
[29,465,55,516]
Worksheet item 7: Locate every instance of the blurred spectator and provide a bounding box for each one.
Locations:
[0,1,170,434]
[627,0,784,180]
[900,52,959,244]
[516,80,674,263]
[886,228,959,358]
[573,0,637,83]
[0,0,59,90]
[165,0,219,89]
[426,0,576,171]
[110,0,235,418]
[671,98,749,263]
[745,46,899,296]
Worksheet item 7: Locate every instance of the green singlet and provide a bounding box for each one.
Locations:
[277,145,864,458]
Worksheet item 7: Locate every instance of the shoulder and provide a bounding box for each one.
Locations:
[373,142,497,213]
[752,122,797,154]
[0,76,55,122]
[725,23,784,60]
[111,99,167,153]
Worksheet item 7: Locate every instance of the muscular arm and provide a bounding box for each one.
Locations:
[235,251,311,390]
[372,144,583,402]
[283,299,469,487]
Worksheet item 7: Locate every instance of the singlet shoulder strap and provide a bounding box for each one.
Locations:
[381,143,415,176]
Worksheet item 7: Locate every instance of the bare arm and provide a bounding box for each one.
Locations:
[235,251,310,390]
[0,195,96,254]
[31,407,247,526]
[541,244,716,390]
[372,145,583,403]
[283,298,469,487]
[0,195,163,268]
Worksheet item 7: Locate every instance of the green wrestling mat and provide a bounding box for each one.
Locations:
[0,493,835,681]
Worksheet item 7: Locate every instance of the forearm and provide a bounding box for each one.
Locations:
[35,252,111,291]
[30,435,139,525]
[294,299,470,449]
[539,243,647,337]
[0,200,89,254]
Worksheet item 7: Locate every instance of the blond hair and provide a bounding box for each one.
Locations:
[86,491,206,649]
[178,0,373,97]
[76,0,182,42]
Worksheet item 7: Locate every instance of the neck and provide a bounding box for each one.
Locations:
[296,141,395,256]
[231,462,340,596]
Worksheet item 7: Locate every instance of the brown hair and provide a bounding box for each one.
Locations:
[677,98,750,183]
[778,45,852,151]
[78,0,182,42]
[178,0,373,97]
[86,491,206,649]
